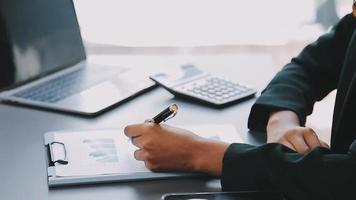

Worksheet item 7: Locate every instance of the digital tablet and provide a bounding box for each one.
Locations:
[162,191,285,200]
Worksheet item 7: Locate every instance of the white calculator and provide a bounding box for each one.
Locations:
[150,64,256,107]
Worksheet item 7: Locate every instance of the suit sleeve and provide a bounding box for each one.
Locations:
[248,14,356,131]
[221,141,356,200]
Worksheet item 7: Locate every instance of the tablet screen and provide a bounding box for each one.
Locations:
[162,191,285,200]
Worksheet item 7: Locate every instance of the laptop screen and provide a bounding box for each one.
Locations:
[0,0,86,90]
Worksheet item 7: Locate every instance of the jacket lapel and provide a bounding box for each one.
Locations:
[331,28,356,153]
[332,29,356,152]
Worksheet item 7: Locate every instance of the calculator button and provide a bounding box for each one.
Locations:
[233,91,242,96]
[200,92,208,97]
[207,95,215,98]
[208,89,216,93]
[223,95,230,99]
[175,76,255,106]
[225,88,233,93]
[216,96,223,101]
[201,88,209,92]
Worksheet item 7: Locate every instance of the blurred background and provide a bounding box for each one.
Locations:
[73,0,351,143]
[74,0,350,66]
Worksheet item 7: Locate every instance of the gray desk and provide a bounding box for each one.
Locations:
[0,55,276,200]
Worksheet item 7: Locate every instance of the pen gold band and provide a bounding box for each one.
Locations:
[169,104,178,113]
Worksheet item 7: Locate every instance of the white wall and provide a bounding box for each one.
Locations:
[74,0,325,46]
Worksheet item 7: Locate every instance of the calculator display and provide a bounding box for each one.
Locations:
[150,64,208,87]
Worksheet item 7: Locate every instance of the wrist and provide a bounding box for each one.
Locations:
[267,110,300,134]
[191,138,229,177]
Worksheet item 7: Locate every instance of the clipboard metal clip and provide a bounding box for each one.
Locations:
[48,141,68,165]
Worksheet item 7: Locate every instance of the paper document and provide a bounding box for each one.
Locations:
[49,125,242,177]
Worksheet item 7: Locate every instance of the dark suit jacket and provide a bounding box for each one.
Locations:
[221,13,356,200]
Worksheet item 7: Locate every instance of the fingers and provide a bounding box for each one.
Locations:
[131,136,144,148]
[124,124,143,138]
[134,149,145,161]
[124,123,156,138]
[302,128,330,149]
[285,128,329,154]
[303,128,322,149]
[268,124,330,154]
[124,123,160,138]
[287,133,310,154]
[281,141,297,152]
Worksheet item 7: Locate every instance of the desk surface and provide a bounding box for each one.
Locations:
[0,55,276,200]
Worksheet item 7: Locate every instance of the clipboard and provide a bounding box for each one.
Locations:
[44,125,242,187]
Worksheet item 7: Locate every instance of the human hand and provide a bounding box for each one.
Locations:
[124,123,229,176]
[267,111,329,154]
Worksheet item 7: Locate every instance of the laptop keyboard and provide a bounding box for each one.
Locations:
[13,69,95,103]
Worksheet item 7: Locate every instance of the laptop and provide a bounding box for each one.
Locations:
[0,0,155,116]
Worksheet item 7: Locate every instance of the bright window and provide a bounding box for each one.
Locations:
[74,0,350,46]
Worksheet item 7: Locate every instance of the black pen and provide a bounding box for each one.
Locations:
[129,104,178,142]
[146,104,178,124]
